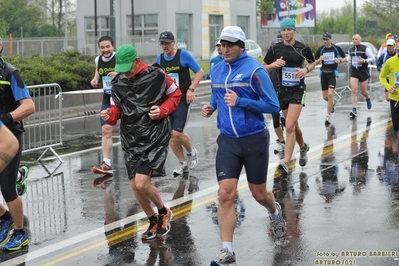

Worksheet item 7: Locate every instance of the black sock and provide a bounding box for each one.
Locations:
[14,229,25,235]
[158,206,167,216]
[0,211,11,221]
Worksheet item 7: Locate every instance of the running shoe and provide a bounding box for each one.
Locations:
[276,162,289,177]
[349,111,357,119]
[92,161,112,175]
[270,202,287,238]
[299,143,310,167]
[366,98,372,109]
[325,115,331,127]
[141,220,158,240]
[187,148,199,170]
[17,166,29,196]
[0,218,14,245]
[3,230,29,251]
[155,208,173,238]
[173,162,188,176]
[211,247,236,266]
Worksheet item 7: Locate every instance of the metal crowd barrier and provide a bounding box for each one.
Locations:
[23,83,64,175]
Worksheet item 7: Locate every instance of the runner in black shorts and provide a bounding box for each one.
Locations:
[347,34,375,119]
[314,33,347,126]
[263,18,316,176]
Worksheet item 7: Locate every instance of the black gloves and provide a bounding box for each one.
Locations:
[0,113,13,126]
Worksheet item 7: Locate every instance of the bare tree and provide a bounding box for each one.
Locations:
[30,0,76,36]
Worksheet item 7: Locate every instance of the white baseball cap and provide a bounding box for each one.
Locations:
[387,39,395,46]
[218,26,246,43]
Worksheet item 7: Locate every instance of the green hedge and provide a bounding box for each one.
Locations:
[4,51,95,92]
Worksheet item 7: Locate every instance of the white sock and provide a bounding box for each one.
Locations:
[222,242,233,253]
[270,207,279,220]
[103,158,111,166]
[187,148,196,156]
[16,172,21,181]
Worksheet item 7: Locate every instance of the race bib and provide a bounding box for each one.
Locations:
[323,52,335,65]
[282,67,300,87]
[394,72,399,88]
[102,76,112,95]
[168,73,180,86]
[351,56,361,68]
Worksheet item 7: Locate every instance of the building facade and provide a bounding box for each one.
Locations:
[76,0,257,60]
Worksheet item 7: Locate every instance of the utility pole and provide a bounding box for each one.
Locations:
[94,0,98,53]
[64,0,68,51]
[110,0,116,46]
[131,0,135,44]
[353,0,357,35]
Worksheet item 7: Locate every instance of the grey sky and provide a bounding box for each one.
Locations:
[316,0,365,12]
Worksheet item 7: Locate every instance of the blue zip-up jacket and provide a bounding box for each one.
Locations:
[210,51,279,138]
[376,49,396,71]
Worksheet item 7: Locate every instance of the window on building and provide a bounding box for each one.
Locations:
[176,14,192,50]
[237,16,249,38]
[209,15,223,54]
[127,14,158,38]
[85,17,110,45]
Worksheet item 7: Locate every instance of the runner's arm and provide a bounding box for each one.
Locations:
[106,97,121,126]
[365,48,376,64]
[181,50,204,89]
[90,57,100,87]
[379,61,392,91]
[158,72,182,119]
[235,68,279,114]
[262,48,280,73]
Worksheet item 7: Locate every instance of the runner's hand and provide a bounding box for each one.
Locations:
[202,104,215,118]
[224,89,237,107]
[100,108,111,121]
[149,106,160,120]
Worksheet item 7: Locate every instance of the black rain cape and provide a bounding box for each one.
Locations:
[111,63,171,177]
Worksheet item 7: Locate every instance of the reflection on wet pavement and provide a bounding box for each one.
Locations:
[4,93,399,265]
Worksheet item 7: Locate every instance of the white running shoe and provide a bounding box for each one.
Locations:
[270,202,287,238]
[211,248,236,266]
[173,161,188,176]
[187,148,198,170]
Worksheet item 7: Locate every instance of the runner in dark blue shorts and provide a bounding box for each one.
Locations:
[169,101,190,132]
[203,25,286,264]
[216,130,270,184]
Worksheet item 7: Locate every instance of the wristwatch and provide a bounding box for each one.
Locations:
[188,88,195,92]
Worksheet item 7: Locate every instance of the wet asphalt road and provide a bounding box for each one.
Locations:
[1,88,399,266]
